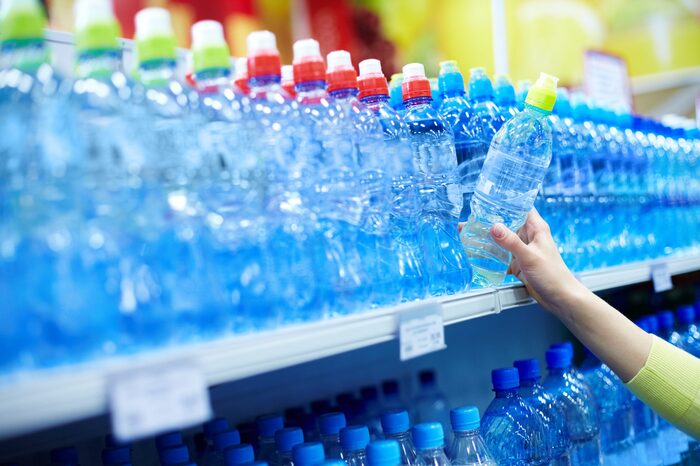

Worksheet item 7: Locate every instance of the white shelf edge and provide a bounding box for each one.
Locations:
[2,254,700,441]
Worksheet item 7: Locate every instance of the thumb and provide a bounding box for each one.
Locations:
[490,223,530,259]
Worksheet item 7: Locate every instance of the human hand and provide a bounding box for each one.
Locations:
[486,209,588,314]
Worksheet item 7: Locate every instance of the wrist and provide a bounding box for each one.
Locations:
[548,277,591,322]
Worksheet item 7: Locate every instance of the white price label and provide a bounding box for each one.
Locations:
[399,300,446,361]
[651,263,673,293]
[110,362,212,442]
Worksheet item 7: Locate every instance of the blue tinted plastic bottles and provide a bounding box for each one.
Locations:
[413,370,451,441]
[481,368,548,465]
[225,444,256,466]
[276,427,305,466]
[544,348,602,466]
[367,440,402,466]
[319,412,347,459]
[676,305,700,357]
[161,445,192,465]
[293,442,326,466]
[447,406,496,466]
[381,410,418,466]
[401,62,471,296]
[493,75,518,122]
[515,80,530,111]
[461,73,558,287]
[357,58,427,303]
[513,358,571,465]
[207,430,241,466]
[340,425,370,466]
[437,60,473,222]
[411,423,450,466]
[257,414,284,465]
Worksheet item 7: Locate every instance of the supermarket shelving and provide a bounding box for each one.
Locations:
[1,254,699,441]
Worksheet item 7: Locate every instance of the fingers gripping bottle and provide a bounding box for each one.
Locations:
[460,72,558,287]
[357,58,427,303]
[401,62,471,296]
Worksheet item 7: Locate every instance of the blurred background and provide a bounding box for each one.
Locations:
[43,0,700,120]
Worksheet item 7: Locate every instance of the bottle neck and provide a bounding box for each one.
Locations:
[1,39,48,73]
[494,388,518,398]
[75,49,121,79]
[296,80,326,93]
[518,378,537,388]
[523,102,550,117]
[139,59,178,87]
[360,93,390,105]
[548,367,568,376]
[384,431,410,442]
[329,87,359,99]
[442,89,464,99]
[453,429,479,439]
[418,447,445,457]
[404,96,432,108]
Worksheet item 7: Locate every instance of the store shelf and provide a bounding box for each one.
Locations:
[1,254,700,441]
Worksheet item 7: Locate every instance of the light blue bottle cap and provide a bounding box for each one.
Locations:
[318,412,346,436]
[257,414,284,438]
[224,444,255,466]
[367,440,401,466]
[493,75,515,107]
[275,427,304,453]
[340,425,370,451]
[438,60,465,96]
[412,422,444,450]
[491,367,519,390]
[450,406,480,432]
[549,341,574,359]
[468,67,493,101]
[293,442,326,466]
[380,409,410,434]
[214,430,242,452]
[323,461,347,466]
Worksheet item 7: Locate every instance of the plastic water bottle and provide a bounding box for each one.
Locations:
[258,414,285,465]
[276,427,305,466]
[326,50,400,308]
[412,423,450,466]
[380,410,418,466]
[293,443,326,466]
[543,348,602,466]
[579,351,637,466]
[436,60,475,222]
[513,358,571,465]
[340,425,371,466]
[382,380,407,412]
[357,58,428,302]
[492,75,518,122]
[161,445,192,465]
[292,38,371,314]
[515,80,530,111]
[319,412,347,459]
[401,62,471,296]
[447,406,496,466]
[480,368,548,465]
[389,73,405,113]
[413,370,451,441]
[205,430,241,466]
[460,72,558,287]
[367,440,402,466]
[225,444,256,466]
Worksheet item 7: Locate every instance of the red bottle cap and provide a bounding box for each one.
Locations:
[401,63,431,101]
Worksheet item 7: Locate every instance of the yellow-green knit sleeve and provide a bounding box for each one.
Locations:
[626,334,700,440]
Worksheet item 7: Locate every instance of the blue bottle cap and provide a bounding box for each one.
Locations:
[493,75,515,107]
[513,358,541,381]
[156,431,183,450]
[318,411,346,436]
[449,406,480,432]
[412,422,444,450]
[549,341,574,359]
[340,425,370,451]
[160,445,189,465]
[380,409,410,434]
[214,429,242,452]
[418,369,436,387]
[367,440,401,466]
[657,310,674,331]
[360,386,378,401]
[204,417,230,440]
[257,414,284,438]
[51,447,79,463]
[491,367,519,390]
[382,379,399,397]
[647,315,660,334]
[438,60,465,97]
[292,442,326,466]
[468,67,493,101]
[224,444,255,466]
[101,446,130,465]
[677,305,696,325]
[275,427,305,453]
[546,348,572,369]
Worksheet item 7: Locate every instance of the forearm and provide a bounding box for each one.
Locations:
[549,282,652,382]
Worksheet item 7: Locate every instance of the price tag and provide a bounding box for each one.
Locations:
[399,300,446,361]
[651,263,673,293]
[110,361,212,442]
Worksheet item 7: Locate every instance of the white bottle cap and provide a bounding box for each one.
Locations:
[281,64,294,83]
[135,7,173,40]
[326,50,352,72]
[358,58,382,77]
[234,56,248,80]
[191,20,225,49]
[247,30,277,56]
[74,0,114,32]
[402,63,425,79]
[293,38,321,62]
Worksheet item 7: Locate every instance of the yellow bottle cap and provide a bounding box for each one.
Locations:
[525,72,559,112]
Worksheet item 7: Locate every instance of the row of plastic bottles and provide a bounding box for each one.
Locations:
[43,304,700,466]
